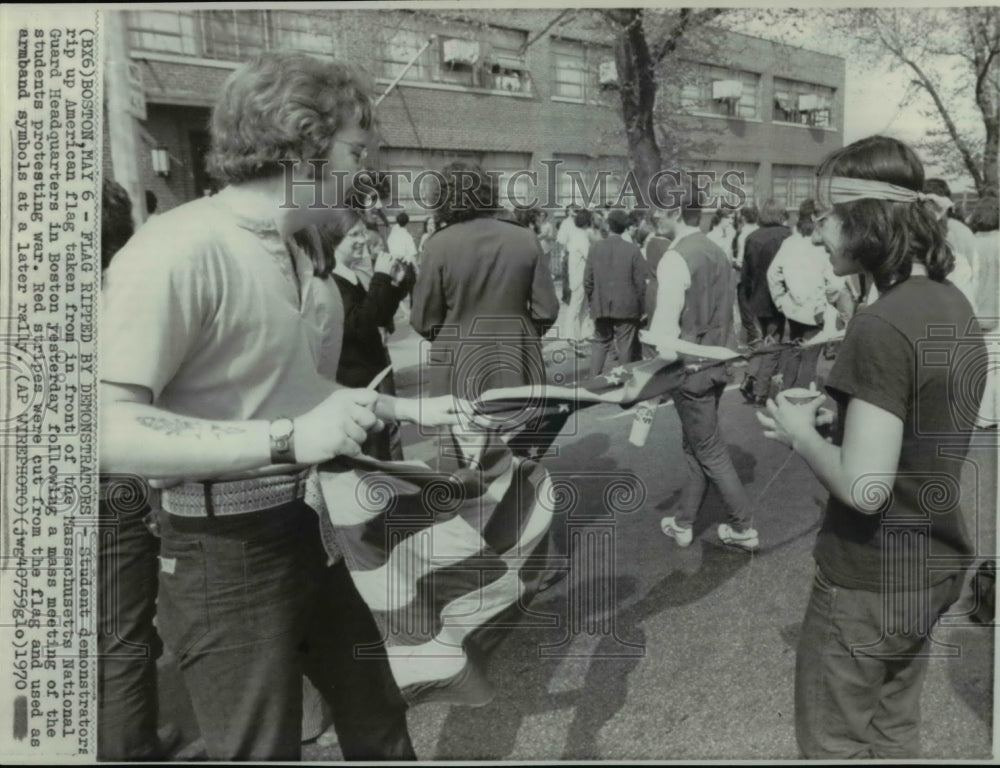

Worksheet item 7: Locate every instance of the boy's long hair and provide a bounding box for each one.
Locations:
[816,136,953,293]
[208,51,373,185]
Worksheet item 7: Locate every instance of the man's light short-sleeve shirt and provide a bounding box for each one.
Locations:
[101,193,344,421]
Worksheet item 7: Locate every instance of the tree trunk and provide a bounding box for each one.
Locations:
[613,10,662,205]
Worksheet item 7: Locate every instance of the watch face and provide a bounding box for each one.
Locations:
[271,418,293,439]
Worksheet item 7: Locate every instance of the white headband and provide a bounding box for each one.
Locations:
[817,176,953,212]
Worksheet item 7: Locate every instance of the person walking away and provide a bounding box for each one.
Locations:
[758,135,985,759]
[584,209,646,377]
[734,204,760,345]
[410,160,559,436]
[739,199,792,404]
[556,204,579,302]
[644,195,760,552]
[564,208,596,352]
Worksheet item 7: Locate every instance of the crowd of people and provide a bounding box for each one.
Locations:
[96,49,997,762]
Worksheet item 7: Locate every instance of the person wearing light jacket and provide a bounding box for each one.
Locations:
[767,198,843,390]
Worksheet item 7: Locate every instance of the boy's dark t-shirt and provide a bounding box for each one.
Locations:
[816,276,986,591]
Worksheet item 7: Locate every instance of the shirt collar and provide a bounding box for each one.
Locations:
[211,187,283,237]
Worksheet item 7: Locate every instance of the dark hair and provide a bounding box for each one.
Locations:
[739,204,758,225]
[817,135,953,291]
[607,209,630,234]
[208,52,373,184]
[574,209,593,229]
[757,198,786,227]
[102,179,134,271]
[634,223,652,248]
[662,188,703,226]
[968,196,999,232]
[708,208,729,231]
[434,161,499,227]
[924,178,951,199]
[514,206,541,232]
[797,198,817,237]
[924,178,963,220]
[396,212,409,227]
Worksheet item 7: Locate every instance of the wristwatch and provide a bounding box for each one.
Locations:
[269,418,296,464]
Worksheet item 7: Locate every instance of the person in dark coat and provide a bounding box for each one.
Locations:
[584,208,646,377]
[410,162,560,462]
[410,162,559,401]
[739,199,792,403]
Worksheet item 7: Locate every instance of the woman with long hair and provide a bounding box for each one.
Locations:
[757,135,986,759]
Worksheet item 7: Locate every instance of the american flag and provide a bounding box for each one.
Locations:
[315,439,555,707]
[313,337,844,707]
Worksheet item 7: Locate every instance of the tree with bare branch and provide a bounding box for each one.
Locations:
[830,7,999,197]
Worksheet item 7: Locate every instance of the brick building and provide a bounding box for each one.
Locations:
[107,8,845,223]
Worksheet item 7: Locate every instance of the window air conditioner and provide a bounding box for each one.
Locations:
[712,79,742,100]
[442,39,481,65]
[797,93,822,111]
[599,60,618,87]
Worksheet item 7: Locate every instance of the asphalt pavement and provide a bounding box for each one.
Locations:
[161,314,997,762]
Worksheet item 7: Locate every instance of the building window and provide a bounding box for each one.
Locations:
[551,39,614,102]
[691,161,759,209]
[270,11,338,56]
[377,20,531,94]
[380,26,435,82]
[200,10,269,61]
[128,9,340,60]
[679,64,760,120]
[772,165,816,210]
[552,154,628,207]
[773,78,835,127]
[127,10,198,55]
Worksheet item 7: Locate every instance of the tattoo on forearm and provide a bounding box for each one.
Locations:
[136,416,246,439]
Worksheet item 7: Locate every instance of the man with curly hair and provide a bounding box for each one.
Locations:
[100,52,461,761]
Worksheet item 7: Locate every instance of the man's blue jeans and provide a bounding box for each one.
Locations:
[98,483,162,760]
[156,500,414,761]
[795,566,962,758]
[672,382,753,532]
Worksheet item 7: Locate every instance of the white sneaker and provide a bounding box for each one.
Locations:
[660,516,693,547]
[718,523,760,552]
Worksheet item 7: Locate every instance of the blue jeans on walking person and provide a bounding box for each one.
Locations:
[795,566,962,759]
[672,381,753,532]
[156,500,414,761]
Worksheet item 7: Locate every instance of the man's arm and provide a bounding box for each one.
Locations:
[409,249,446,341]
[584,245,595,302]
[646,250,689,353]
[631,249,646,317]
[529,244,560,334]
[100,382,378,480]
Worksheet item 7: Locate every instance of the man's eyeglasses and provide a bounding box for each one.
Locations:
[813,207,834,226]
[333,139,369,165]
